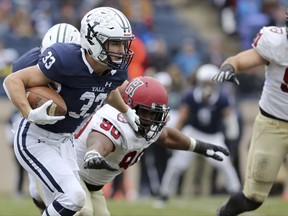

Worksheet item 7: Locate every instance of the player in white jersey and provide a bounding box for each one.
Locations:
[73,76,230,216]
[213,15,288,215]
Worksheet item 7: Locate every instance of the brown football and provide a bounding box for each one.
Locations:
[26,86,67,116]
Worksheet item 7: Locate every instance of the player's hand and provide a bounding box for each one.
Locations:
[212,64,239,85]
[123,107,140,132]
[84,150,119,171]
[27,100,65,125]
[194,140,230,161]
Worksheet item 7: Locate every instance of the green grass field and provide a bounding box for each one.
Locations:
[0,194,288,216]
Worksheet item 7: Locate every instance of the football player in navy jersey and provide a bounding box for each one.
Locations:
[5,22,80,213]
[14,22,81,214]
[3,7,139,216]
[156,64,241,206]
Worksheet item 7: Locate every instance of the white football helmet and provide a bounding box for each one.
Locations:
[41,23,80,53]
[80,7,134,70]
[196,64,219,83]
[196,64,220,98]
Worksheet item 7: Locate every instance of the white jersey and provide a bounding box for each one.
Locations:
[253,26,288,120]
[75,104,160,186]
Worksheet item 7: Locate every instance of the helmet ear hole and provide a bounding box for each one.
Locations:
[88,49,93,55]
[127,98,133,107]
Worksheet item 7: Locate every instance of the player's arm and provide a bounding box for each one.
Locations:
[156,127,229,161]
[86,131,115,156]
[83,130,119,171]
[3,65,64,124]
[105,80,140,131]
[223,49,268,73]
[3,65,51,118]
[105,81,128,114]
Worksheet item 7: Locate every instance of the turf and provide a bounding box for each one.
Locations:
[0,194,287,216]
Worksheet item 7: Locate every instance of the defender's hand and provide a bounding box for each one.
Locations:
[84,150,118,171]
[212,64,239,85]
[27,100,65,125]
[191,139,230,161]
[123,108,140,132]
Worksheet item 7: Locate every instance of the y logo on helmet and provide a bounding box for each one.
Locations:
[125,78,144,97]
[85,21,100,45]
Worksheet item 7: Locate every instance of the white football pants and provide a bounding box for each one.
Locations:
[14,118,85,214]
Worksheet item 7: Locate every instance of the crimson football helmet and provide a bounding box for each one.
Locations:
[122,76,170,140]
[80,7,134,70]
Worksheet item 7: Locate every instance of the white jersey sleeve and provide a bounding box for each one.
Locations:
[252,26,288,65]
[75,104,160,186]
[252,26,288,120]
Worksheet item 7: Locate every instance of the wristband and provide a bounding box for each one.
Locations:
[188,137,197,151]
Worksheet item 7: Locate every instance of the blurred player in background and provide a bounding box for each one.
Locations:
[213,15,288,216]
[3,7,139,216]
[157,64,241,206]
[73,76,230,216]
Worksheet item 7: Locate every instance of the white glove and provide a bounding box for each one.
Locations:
[27,100,65,125]
[123,108,140,131]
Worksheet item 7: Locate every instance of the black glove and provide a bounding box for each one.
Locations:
[212,64,239,85]
[84,150,119,171]
[194,140,230,161]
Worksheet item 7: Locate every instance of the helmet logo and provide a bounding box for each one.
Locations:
[85,22,100,45]
[125,78,144,97]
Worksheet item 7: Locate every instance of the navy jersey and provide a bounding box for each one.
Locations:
[182,87,230,134]
[12,47,41,72]
[14,43,127,133]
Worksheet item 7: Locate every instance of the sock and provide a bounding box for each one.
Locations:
[219,192,262,216]
[42,200,76,216]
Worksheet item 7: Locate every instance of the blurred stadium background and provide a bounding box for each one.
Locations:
[1,0,288,215]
